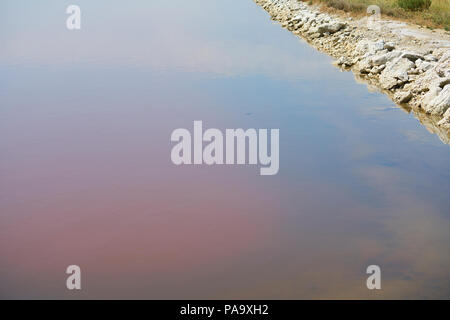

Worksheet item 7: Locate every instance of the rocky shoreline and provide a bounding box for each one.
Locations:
[255,0,450,144]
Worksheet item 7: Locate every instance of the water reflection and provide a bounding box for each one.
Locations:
[0,0,449,299]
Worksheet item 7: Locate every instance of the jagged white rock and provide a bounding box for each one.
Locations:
[254,0,450,143]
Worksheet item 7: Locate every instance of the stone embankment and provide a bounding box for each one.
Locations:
[255,0,450,143]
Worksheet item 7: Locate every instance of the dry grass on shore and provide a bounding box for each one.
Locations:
[306,0,450,30]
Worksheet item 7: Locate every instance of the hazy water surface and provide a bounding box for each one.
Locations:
[1,0,449,299]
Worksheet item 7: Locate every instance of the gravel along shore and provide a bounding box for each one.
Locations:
[255,0,450,144]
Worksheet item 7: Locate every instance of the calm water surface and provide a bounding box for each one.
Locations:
[1,0,449,299]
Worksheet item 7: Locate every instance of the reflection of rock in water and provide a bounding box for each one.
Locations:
[353,73,450,145]
[412,109,450,145]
